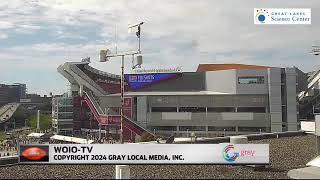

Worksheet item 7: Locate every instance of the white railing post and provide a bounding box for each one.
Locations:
[115,165,130,179]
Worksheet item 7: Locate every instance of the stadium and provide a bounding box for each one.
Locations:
[55,60,308,142]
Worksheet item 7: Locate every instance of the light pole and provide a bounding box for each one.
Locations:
[100,22,144,143]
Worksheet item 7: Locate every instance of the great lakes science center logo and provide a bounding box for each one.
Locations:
[254,8,311,25]
[255,9,269,23]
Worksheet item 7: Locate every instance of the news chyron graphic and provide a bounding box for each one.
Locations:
[17,144,269,164]
[254,8,311,24]
[19,145,49,163]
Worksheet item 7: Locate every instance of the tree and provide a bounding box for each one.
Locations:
[27,114,52,130]
[0,131,5,142]
[12,106,30,120]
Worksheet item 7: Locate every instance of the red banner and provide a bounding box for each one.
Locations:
[123,97,133,119]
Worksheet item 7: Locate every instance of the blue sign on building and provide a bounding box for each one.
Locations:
[125,73,178,89]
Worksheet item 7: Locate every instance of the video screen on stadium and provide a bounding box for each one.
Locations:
[0,0,319,179]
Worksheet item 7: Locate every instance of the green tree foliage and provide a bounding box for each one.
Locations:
[12,106,30,120]
[0,131,5,142]
[27,114,52,130]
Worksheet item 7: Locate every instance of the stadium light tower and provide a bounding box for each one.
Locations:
[100,22,144,144]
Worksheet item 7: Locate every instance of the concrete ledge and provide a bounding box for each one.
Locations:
[174,131,306,144]
[288,167,320,179]
[247,131,306,141]
[0,156,18,166]
[174,137,230,144]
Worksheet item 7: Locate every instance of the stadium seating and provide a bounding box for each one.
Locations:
[79,65,130,94]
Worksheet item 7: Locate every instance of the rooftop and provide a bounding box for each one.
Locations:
[197,63,271,72]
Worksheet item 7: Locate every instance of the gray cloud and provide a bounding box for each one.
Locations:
[0,0,319,95]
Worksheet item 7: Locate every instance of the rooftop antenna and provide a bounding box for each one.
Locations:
[128,22,144,53]
[115,23,118,54]
[99,22,145,143]
[128,22,144,69]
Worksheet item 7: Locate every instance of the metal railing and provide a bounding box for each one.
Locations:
[84,91,104,115]
[83,91,155,136]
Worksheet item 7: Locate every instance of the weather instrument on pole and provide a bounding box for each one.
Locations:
[99,22,151,143]
[128,22,144,53]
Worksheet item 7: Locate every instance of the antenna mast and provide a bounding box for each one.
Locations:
[115,24,118,54]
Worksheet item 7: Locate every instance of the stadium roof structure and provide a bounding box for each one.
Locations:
[197,63,272,72]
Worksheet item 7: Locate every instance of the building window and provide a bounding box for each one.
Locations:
[58,113,73,119]
[58,107,73,112]
[178,107,206,112]
[58,123,74,129]
[207,107,235,112]
[151,107,177,112]
[149,126,177,131]
[238,127,266,132]
[208,126,235,131]
[179,126,206,131]
[237,107,266,113]
[238,76,264,84]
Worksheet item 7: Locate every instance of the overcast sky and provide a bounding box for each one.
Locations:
[0,0,319,95]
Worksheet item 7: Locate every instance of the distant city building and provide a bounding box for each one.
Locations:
[52,94,74,135]
[19,93,52,112]
[0,83,26,106]
[24,94,50,104]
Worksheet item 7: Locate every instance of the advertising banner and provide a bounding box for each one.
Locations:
[19,144,269,165]
[125,73,179,89]
[123,97,132,119]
